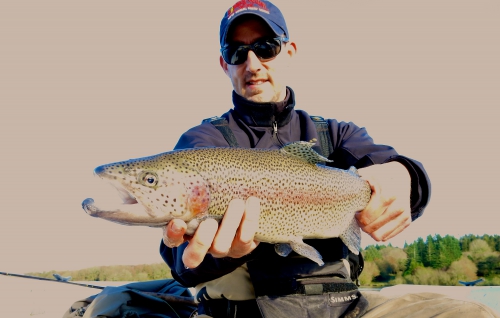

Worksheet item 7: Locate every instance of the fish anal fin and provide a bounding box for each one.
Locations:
[280,141,333,165]
[288,237,325,266]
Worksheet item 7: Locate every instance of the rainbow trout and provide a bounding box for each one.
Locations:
[82,140,371,266]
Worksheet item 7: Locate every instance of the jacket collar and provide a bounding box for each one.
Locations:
[231,87,296,127]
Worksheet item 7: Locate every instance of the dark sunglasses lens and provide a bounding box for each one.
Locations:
[254,39,281,60]
[222,46,246,65]
[223,38,282,65]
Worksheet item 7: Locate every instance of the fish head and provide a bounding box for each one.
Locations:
[93,153,210,224]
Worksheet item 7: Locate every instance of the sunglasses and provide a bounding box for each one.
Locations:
[221,36,288,65]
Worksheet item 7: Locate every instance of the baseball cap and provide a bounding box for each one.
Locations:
[220,0,289,47]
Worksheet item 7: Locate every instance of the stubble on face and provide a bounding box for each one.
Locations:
[223,17,287,103]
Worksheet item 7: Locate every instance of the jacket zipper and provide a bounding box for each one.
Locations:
[272,119,285,146]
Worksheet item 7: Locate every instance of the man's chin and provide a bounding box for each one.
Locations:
[244,92,280,103]
[245,95,267,103]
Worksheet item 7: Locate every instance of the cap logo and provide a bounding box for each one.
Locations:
[227,0,270,20]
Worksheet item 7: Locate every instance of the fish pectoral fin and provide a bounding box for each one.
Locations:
[279,141,333,165]
[339,218,361,255]
[274,243,293,257]
[288,237,325,266]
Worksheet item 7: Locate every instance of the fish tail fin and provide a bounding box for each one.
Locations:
[339,218,361,255]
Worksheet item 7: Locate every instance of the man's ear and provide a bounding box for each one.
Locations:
[285,41,297,58]
[220,55,230,76]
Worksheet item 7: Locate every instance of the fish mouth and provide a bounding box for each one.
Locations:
[93,165,139,205]
[113,184,138,205]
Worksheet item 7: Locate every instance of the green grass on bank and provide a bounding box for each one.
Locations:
[27,263,173,282]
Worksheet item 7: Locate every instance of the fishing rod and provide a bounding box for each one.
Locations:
[0,271,197,306]
[0,271,105,289]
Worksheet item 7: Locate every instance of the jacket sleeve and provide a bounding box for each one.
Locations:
[328,119,431,221]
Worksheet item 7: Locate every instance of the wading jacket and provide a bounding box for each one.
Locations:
[160,87,431,288]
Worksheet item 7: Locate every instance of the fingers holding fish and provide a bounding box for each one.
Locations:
[377,208,411,241]
[227,196,261,258]
[182,218,219,268]
[356,162,412,241]
[210,197,261,258]
[237,197,261,246]
[163,219,188,248]
[356,196,411,242]
[180,197,261,268]
[210,199,246,257]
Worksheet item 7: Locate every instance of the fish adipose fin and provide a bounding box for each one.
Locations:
[339,218,361,255]
[280,140,333,165]
[281,237,325,266]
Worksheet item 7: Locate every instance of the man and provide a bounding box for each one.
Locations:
[159,1,496,317]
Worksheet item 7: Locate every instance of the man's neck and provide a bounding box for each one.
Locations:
[231,87,295,127]
[273,89,289,113]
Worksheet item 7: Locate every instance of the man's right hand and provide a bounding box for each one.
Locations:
[162,196,261,269]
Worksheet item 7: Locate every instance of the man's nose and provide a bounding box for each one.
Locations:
[245,50,262,72]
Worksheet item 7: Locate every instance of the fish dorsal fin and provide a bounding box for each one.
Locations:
[280,139,333,164]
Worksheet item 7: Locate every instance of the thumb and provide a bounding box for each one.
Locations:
[163,219,187,247]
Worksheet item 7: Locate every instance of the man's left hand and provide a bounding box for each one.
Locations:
[356,162,412,241]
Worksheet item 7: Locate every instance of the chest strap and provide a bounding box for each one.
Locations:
[202,116,240,147]
[202,115,333,158]
[309,115,333,158]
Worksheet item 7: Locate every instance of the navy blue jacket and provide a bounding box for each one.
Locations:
[160,87,431,287]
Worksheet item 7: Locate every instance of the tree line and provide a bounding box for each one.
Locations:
[27,234,500,285]
[360,234,500,286]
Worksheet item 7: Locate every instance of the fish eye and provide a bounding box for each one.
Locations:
[138,171,159,187]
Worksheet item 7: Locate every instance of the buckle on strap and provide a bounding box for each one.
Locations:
[296,281,359,296]
[252,276,359,297]
[303,284,323,295]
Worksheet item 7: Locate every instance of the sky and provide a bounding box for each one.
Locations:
[1,1,499,274]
